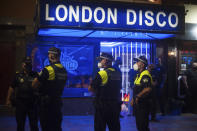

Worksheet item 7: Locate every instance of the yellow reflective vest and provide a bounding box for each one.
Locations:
[134,70,153,86]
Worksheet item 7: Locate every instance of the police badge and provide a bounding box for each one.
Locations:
[20,78,24,83]
[143,78,149,83]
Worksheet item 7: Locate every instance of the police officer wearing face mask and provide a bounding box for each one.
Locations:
[131,56,152,131]
[6,57,39,131]
[32,47,67,131]
[89,52,122,131]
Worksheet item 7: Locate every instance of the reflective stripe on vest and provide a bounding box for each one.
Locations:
[134,70,152,85]
[98,68,115,86]
[45,64,64,80]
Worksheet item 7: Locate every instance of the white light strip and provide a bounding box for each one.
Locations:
[100,42,124,47]
[119,46,121,57]
[146,42,148,58]
[115,47,117,60]
[122,45,124,89]
[127,44,129,69]
[112,47,114,58]
[136,42,138,58]
[131,42,133,69]
[141,42,143,56]
[126,44,129,92]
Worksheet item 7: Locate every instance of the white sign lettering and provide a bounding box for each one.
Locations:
[44,3,180,29]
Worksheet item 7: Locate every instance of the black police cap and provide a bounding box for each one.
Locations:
[97,52,113,61]
[22,56,32,64]
[48,47,61,56]
[133,56,148,66]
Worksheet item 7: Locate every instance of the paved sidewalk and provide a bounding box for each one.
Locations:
[0,113,197,131]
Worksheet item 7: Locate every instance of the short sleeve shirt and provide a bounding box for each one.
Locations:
[140,75,152,88]
[11,71,38,89]
[11,72,20,89]
[37,68,49,83]
[91,72,102,91]
[133,71,152,99]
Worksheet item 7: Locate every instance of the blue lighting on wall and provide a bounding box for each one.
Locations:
[27,44,94,90]
[38,28,175,40]
[38,28,93,37]
[146,33,175,39]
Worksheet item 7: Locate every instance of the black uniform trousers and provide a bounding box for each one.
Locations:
[15,99,39,131]
[39,97,62,131]
[134,101,150,131]
[94,100,121,131]
[150,86,157,120]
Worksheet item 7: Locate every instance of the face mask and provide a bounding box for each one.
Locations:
[98,62,102,68]
[133,63,138,71]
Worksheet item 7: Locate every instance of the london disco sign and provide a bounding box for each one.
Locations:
[40,0,185,33]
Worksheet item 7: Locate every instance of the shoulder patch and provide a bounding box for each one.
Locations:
[20,78,24,83]
[143,78,149,83]
[39,71,43,76]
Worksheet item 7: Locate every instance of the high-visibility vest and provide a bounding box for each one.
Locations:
[40,63,67,97]
[96,68,121,101]
[134,70,152,85]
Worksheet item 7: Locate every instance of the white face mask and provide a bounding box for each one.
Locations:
[98,62,102,68]
[133,63,138,71]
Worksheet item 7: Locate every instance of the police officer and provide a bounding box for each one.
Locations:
[155,58,167,116]
[131,56,152,131]
[6,57,39,131]
[89,52,122,131]
[184,61,197,113]
[148,64,158,121]
[32,47,67,131]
